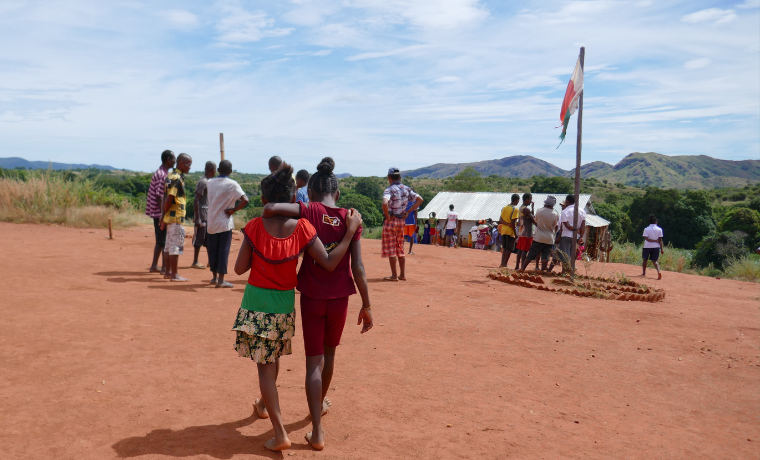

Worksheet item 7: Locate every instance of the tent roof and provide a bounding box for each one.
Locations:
[417,192,609,227]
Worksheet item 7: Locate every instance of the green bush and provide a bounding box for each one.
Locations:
[337,192,383,228]
[693,231,747,269]
[354,177,384,201]
[594,202,631,241]
[530,176,573,194]
[718,207,760,248]
[723,256,760,282]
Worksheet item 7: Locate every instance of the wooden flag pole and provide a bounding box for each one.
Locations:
[220,133,225,162]
[108,218,113,239]
[570,46,585,275]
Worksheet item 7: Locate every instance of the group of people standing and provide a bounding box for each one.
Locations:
[145,150,249,284]
[144,152,373,452]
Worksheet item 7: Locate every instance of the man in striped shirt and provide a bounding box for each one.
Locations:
[146,150,175,273]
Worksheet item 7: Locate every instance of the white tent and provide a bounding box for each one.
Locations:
[417,192,610,249]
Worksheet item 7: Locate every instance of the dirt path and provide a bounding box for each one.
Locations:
[1,222,758,459]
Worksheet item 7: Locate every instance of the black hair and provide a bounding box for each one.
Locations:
[218,160,232,175]
[430,212,436,218]
[296,169,311,183]
[511,193,520,203]
[307,157,339,199]
[261,162,296,204]
[268,156,282,172]
[649,214,658,224]
[161,150,174,163]
[389,173,401,181]
[205,161,217,172]
[449,204,454,210]
[522,192,532,202]
[565,194,575,205]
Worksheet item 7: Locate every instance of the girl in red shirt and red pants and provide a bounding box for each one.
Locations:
[262,157,373,450]
[233,163,362,452]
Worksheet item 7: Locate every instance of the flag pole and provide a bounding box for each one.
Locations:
[570,46,584,275]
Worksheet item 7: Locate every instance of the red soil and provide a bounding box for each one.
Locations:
[1,222,758,459]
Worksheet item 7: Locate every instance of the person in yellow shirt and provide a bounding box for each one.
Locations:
[162,153,193,281]
[498,194,520,268]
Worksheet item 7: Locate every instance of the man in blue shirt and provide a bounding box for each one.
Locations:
[295,169,310,203]
[404,199,418,254]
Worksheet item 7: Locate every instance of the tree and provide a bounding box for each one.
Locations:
[627,188,681,244]
[530,176,573,194]
[604,192,620,205]
[354,177,384,201]
[668,191,716,249]
[718,207,760,248]
[337,192,383,228]
[593,202,631,241]
[694,231,748,269]
[450,167,487,192]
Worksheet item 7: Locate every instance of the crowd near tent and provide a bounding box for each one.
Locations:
[416,192,612,259]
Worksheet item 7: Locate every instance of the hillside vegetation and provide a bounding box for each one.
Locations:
[402,152,760,190]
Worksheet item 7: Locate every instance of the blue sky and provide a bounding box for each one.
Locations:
[0,0,758,175]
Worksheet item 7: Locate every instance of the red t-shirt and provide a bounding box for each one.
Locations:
[297,201,362,299]
[243,217,317,291]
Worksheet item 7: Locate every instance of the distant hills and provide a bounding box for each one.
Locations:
[403,152,760,189]
[0,157,118,171]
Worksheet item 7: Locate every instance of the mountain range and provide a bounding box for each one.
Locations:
[0,157,117,171]
[402,152,760,189]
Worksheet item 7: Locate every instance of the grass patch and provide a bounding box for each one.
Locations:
[362,227,382,240]
[723,256,760,283]
[0,172,149,229]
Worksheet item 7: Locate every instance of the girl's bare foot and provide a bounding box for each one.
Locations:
[253,398,269,419]
[322,397,331,416]
[305,430,325,450]
[264,436,291,451]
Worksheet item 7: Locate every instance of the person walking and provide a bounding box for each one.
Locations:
[146,150,175,274]
[191,161,216,269]
[231,163,362,452]
[260,157,373,451]
[444,204,459,248]
[520,196,560,271]
[558,194,586,272]
[498,194,520,267]
[206,160,249,288]
[641,214,664,280]
[381,167,423,281]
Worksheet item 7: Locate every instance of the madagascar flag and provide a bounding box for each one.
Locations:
[557,57,584,146]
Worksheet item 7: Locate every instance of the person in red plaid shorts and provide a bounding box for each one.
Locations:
[381,167,423,281]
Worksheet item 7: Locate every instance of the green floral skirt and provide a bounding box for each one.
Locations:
[232,308,296,364]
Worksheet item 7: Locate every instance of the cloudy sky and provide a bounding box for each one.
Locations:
[0,0,758,175]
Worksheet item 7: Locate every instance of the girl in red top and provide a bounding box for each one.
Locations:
[232,163,362,452]
[262,157,372,450]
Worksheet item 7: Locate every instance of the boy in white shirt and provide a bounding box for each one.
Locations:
[642,214,665,280]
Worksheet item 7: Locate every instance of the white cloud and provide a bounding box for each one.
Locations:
[433,76,461,83]
[160,10,199,28]
[202,60,250,71]
[684,57,711,70]
[682,8,737,24]
[346,44,430,61]
[347,0,488,28]
[216,0,292,43]
[311,49,332,56]
[736,0,760,8]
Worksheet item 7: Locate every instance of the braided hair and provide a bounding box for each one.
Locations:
[261,162,296,204]
[307,157,339,200]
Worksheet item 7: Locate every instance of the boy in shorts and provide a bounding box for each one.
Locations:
[162,153,192,281]
[641,214,664,279]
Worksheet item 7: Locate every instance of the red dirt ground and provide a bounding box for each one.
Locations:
[1,222,758,460]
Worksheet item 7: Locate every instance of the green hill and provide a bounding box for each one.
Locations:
[596,152,760,189]
[403,152,759,189]
[402,155,566,179]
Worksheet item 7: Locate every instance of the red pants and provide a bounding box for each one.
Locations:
[300,294,349,356]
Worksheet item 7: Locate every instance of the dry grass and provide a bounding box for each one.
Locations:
[0,174,149,229]
[722,257,760,283]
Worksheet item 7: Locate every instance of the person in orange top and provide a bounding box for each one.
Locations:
[232,163,362,452]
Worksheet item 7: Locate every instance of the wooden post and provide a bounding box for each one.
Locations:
[108,218,113,239]
[570,46,585,276]
[220,133,225,162]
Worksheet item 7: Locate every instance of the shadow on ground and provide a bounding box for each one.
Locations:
[112,413,312,459]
